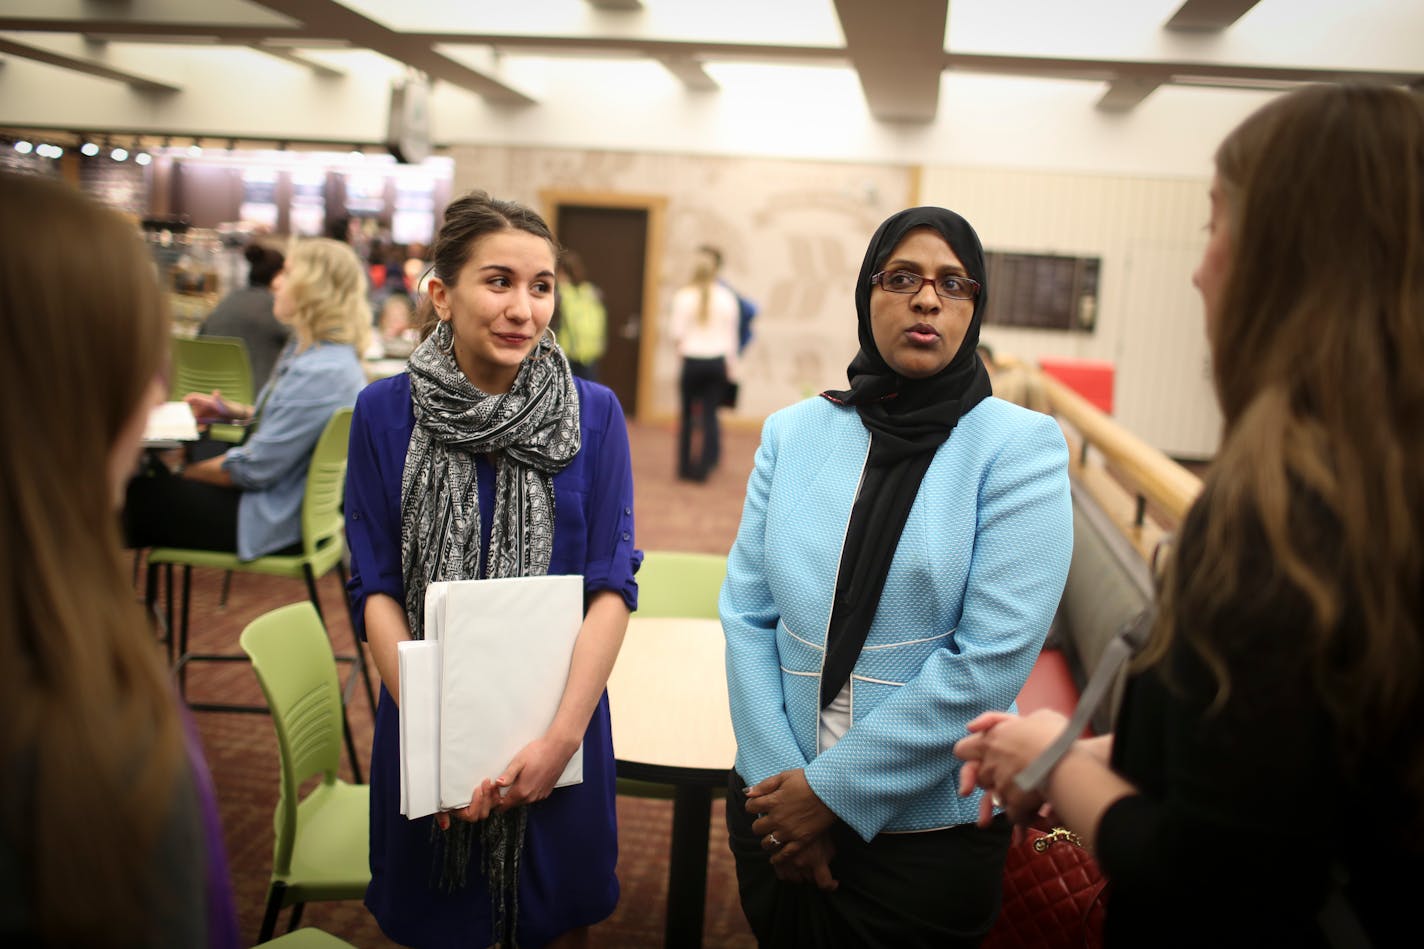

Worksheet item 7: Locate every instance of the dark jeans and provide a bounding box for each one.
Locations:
[678,355,727,481]
[726,771,1011,948]
[123,454,242,553]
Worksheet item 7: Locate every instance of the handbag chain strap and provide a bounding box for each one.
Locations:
[1032,827,1085,852]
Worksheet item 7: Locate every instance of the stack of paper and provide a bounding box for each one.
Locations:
[143,401,200,444]
[399,574,585,820]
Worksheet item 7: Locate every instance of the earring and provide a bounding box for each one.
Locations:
[529,325,557,362]
[435,319,454,356]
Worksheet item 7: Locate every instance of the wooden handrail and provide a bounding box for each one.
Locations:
[1035,371,1203,526]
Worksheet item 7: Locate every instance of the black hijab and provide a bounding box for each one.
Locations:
[817,207,993,707]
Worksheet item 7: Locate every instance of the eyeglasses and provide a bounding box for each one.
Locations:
[870,269,981,301]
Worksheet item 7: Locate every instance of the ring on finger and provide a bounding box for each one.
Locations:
[767,832,782,848]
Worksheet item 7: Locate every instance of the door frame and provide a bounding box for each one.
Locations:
[541,189,667,424]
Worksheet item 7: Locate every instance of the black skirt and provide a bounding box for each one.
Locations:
[726,771,1011,949]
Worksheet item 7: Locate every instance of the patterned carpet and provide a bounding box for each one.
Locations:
[173,418,763,948]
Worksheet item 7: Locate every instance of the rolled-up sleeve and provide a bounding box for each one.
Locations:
[580,388,640,611]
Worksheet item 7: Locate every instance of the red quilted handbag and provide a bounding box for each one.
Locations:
[982,826,1108,949]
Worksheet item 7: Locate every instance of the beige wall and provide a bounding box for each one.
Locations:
[919,165,1221,458]
[445,143,1221,458]
[449,144,915,421]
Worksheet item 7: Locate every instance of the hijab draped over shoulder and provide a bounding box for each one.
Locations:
[817,207,993,705]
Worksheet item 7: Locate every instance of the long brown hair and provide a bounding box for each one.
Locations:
[0,173,186,942]
[1147,85,1424,787]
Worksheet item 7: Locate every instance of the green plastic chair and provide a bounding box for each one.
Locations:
[144,408,375,775]
[170,335,253,444]
[634,550,727,619]
[255,927,358,947]
[622,550,729,800]
[242,602,372,945]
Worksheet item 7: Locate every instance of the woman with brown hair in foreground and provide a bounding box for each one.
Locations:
[956,83,1424,947]
[0,172,239,946]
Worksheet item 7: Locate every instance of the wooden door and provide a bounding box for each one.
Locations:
[544,191,666,421]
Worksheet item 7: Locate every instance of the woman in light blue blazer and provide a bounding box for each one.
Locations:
[722,206,1073,948]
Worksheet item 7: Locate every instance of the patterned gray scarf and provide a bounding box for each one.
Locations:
[400,319,581,946]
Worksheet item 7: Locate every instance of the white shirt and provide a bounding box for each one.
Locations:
[669,282,740,377]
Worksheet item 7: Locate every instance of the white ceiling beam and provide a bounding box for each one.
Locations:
[1096,78,1163,113]
[0,32,180,92]
[658,53,718,92]
[249,0,538,104]
[834,0,947,123]
[1165,0,1262,32]
[0,0,295,39]
[584,0,644,11]
[250,42,345,77]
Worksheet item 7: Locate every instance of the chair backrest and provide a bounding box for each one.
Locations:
[300,407,353,559]
[170,335,254,404]
[240,601,345,876]
[636,550,727,619]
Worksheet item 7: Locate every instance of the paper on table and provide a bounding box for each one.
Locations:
[397,639,442,819]
[144,401,199,443]
[408,574,584,816]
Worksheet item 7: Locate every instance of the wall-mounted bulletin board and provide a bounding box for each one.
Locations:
[983,252,1101,332]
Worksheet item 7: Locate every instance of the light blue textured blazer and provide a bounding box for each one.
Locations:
[721,395,1073,840]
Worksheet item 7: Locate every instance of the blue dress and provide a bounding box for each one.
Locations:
[345,373,640,949]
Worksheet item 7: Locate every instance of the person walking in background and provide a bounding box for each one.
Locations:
[0,171,240,947]
[955,83,1424,947]
[199,241,289,393]
[125,237,369,561]
[555,249,607,381]
[721,205,1073,947]
[344,191,639,949]
[670,250,740,482]
[700,243,759,354]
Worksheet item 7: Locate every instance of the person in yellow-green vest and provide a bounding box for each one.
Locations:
[556,249,608,381]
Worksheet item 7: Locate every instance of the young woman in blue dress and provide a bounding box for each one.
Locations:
[344,191,640,949]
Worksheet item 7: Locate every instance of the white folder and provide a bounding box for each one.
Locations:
[397,639,441,818]
[399,574,585,819]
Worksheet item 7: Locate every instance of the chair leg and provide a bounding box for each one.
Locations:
[286,902,306,933]
[145,561,172,665]
[338,561,378,715]
[258,882,286,944]
[342,704,364,784]
[219,569,233,608]
[178,565,193,701]
[164,562,176,660]
[302,563,326,627]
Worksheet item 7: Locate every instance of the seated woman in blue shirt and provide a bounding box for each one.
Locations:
[124,237,369,561]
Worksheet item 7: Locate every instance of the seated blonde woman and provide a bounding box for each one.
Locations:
[125,238,369,561]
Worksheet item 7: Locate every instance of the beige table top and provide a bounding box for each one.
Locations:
[606,616,737,776]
